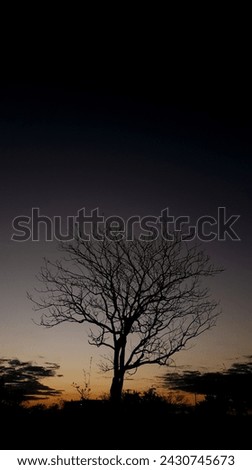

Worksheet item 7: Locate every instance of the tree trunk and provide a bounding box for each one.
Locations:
[110,335,126,402]
[110,372,124,403]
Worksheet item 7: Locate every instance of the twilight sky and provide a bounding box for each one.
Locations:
[0,78,251,401]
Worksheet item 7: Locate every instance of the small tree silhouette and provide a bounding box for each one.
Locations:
[30,234,222,402]
[72,357,92,400]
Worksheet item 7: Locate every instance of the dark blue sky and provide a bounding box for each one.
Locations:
[1,80,251,214]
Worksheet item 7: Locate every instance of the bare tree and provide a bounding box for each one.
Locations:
[29,234,222,402]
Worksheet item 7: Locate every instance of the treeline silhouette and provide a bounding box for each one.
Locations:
[1,357,252,449]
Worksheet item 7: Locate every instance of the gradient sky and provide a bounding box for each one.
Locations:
[0,78,251,401]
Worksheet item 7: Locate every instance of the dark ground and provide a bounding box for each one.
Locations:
[1,400,251,450]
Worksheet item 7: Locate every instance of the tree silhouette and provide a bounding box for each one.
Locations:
[163,356,252,414]
[30,234,222,402]
[0,358,62,406]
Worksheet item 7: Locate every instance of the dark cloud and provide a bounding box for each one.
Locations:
[0,357,63,404]
[163,356,252,413]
